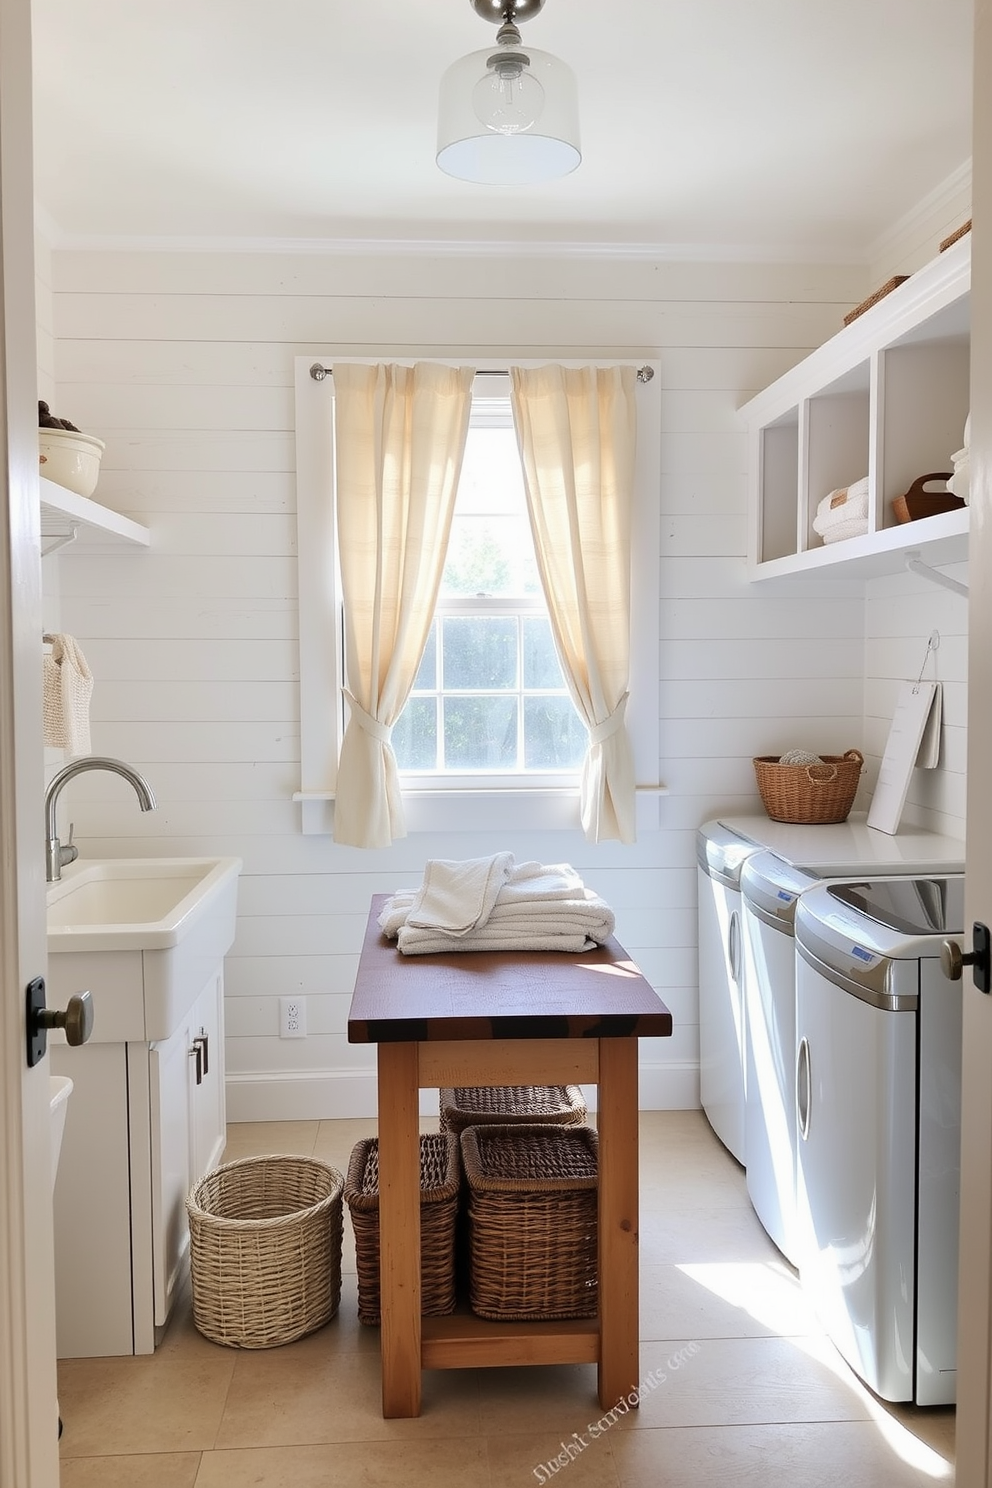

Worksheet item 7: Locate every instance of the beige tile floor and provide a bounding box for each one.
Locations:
[58,1111,956,1486]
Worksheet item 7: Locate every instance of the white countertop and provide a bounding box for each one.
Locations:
[716,813,966,876]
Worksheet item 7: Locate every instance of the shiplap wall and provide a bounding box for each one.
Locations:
[43,248,892,1118]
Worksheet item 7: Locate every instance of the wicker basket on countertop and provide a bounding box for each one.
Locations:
[753,749,864,825]
[187,1154,343,1349]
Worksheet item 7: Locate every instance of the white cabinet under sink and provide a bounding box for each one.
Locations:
[46,855,240,1357]
[49,964,228,1357]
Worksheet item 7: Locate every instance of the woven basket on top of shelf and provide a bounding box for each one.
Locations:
[753,749,864,825]
[186,1154,343,1349]
[461,1122,599,1322]
[344,1132,460,1326]
[439,1085,587,1135]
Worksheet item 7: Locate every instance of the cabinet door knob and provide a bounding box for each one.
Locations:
[941,923,991,993]
[26,978,93,1065]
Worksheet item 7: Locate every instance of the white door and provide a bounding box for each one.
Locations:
[953,1,992,1474]
[0,0,61,1481]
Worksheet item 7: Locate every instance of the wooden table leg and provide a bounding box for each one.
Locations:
[376,1042,422,1418]
[596,1037,640,1411]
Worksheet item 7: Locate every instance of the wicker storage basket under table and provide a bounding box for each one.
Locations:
[186,1154,343,1349]
[439,1084,587,1134]
[344,1132,460,1326]
[753,749,864,825]
[461,1122,599,1322]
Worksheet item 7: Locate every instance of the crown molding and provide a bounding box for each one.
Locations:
[865,158,972,270]
[39,227,873,265]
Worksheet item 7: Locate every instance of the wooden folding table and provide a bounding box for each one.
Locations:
[348,895,673,1418]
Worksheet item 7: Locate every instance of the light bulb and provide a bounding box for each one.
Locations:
[472,49,545,135]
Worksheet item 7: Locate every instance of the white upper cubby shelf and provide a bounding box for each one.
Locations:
[740,234,970,582]
[40,475,150,554]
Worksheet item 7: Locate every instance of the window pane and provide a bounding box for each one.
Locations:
[442,616,517,690]
[440,425,539,597]
[523,615,565,689]
[444,696,518,769]
[524,697,588,770]
[442,515,539,596]
[412,623,436,690]
[392,697,438,770]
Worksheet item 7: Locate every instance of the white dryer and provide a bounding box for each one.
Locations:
[794,875,964,1405]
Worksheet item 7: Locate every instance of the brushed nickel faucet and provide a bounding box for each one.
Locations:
[45,756,157,883]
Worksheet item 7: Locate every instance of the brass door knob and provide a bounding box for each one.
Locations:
[38,990,94,1046]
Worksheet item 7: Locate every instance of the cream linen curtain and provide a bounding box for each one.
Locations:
[332,362,475,848]
[510,364,637,843]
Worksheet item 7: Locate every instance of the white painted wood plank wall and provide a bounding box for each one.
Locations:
[40,246,959,1120]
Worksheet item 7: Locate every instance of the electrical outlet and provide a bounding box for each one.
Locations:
[279,996,307,1039]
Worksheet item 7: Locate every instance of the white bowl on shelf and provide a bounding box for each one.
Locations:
[38,428,105,499]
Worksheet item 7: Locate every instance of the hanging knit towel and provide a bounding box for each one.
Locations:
[43,633,93,754]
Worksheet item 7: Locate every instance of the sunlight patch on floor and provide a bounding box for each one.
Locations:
[677,1260,952,1480]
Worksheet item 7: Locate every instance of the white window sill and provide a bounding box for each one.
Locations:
[293,786,668,836]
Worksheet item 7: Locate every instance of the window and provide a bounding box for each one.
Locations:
[294,357,662,835]
[392,391,586,784]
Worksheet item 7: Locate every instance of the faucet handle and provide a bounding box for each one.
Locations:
[59,822,78,869]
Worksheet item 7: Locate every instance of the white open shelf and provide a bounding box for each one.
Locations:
[40,475,150,553]
[740,235,971,585]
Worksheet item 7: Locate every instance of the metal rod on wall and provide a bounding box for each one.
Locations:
[309,362,654,383]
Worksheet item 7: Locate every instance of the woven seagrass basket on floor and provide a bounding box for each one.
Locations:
[186,1154,343,1349]
[344,1132,460,1326]
[439,1084,587,1134]
[461,1122,599,1322]
[753,749,864,825]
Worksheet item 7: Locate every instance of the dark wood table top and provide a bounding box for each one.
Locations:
[348,894,673,1044]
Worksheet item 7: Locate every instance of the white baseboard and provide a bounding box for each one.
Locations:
[225,1061,701,1124]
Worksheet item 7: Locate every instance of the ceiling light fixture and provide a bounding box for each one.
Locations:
[437,0,580,186]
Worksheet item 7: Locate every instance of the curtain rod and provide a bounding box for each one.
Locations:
[309,362,654,384]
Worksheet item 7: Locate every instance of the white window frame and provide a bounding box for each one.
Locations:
[293,354,664,836]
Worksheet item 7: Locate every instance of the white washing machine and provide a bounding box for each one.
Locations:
[794,875,964,1405]
[740,851,819,1267]
[696,822,763,1163]
[698,814,965,1170]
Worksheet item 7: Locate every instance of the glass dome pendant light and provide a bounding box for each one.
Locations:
[437,0,581,186]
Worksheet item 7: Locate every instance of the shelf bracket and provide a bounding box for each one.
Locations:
[905,550,969,599]
[41,523,79,558]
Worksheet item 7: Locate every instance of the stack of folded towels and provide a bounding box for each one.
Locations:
[378,852,615,956]
[811,476,870,545]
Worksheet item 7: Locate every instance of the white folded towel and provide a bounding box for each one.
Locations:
[404,852,514,936]
[43,633,93,755]
[813,476,870,536]
[397,891,615,955]
[379,855,616,955]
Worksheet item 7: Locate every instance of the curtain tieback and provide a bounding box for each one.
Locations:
[588,693,629,746]
[344,691,392,745]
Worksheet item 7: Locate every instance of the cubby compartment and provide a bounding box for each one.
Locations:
[758,410,800,561]
[879,299,970,533]
[804,363,871,553]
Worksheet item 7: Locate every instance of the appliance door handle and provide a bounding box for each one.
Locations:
[797,1036,811,1141]
[728,909,742,986]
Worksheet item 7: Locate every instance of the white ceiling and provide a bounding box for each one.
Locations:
[31,0,974,258]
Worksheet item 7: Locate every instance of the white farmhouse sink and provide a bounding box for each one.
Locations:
[47,857,241,1041]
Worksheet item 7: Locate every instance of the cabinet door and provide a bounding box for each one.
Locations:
[149,966,227,1330]
[188,968,226,1181]
[150,1019,195,1328]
